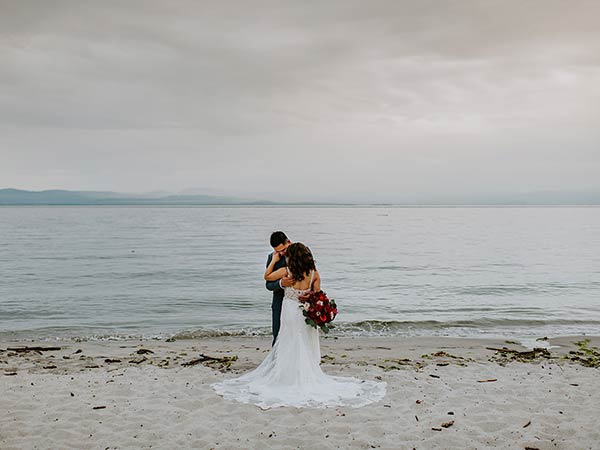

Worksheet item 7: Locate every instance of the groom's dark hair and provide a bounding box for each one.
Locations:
[270,231,288,248]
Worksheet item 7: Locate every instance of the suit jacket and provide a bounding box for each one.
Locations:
[265,253,286,304]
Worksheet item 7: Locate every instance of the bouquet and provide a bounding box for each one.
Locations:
[298,290,338,333]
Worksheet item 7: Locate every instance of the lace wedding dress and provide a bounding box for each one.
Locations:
[211,271,386,409]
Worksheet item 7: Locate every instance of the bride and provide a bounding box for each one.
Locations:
[211,242,386,409]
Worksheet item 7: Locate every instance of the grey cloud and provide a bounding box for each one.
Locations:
[0,0,598,200]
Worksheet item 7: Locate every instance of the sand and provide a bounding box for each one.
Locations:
[1,335,599,450]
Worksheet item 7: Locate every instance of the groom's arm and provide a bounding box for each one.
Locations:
[265,253,283,292]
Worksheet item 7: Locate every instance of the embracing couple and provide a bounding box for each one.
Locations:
[212,231,386,409]
[265,231,317,346]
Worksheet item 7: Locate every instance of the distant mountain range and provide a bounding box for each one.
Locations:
[0,189,275,205]
[0,188,599,205]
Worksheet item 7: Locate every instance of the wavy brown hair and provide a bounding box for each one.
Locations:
[286,242,316,281]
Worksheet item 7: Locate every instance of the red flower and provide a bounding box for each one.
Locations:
[298,290,338,333]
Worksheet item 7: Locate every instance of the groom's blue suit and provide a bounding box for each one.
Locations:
[265,253,286,346]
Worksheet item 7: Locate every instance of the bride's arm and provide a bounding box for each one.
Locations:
[312,270,321,291]
[264,253,288,281]
[265,267,287,281]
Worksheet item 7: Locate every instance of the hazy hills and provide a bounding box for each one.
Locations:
[0,189,274,205]
[0,188,599,205]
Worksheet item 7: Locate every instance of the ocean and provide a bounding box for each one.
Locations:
[1,206,599,344]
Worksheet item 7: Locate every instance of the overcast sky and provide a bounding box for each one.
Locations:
[1,0,599,202]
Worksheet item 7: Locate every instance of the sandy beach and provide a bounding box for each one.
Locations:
[1,335,599,450]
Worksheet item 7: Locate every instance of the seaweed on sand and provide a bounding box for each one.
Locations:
[486,346,552,365]
[564,339,600,368]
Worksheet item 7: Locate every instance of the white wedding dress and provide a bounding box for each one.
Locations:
[211,271,386,409]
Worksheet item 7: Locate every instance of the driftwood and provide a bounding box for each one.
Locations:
[441,420,454,428]
[421,350,472,366]
[477,379,498,383]
[487,347,519,353]
[7,346,61,353]
[378,358,413,371]
[182,354,237,367]
[129,356,147,364]
[486,347,550,358]
[136,348,154,355]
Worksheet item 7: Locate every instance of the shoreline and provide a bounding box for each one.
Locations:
[2,334,600,373]
[3,325,599,346]
[2,335,599,449]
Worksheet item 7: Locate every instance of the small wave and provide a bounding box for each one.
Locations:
[3,317,599,343]
[455,286,539,296]
[338,318,600,330]
[168,327,271,340]
[370,265,432,272]
[328,318,600,337]
[162,318,600,341]
[0,330,167,343]
[454,281,600,296]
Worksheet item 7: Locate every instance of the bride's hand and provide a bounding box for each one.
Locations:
[280,276,294,288]
[298,291,311,301]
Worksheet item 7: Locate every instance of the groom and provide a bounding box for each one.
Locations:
[265,231,294,346]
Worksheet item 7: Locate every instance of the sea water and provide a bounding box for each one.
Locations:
[1,206,599,342]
